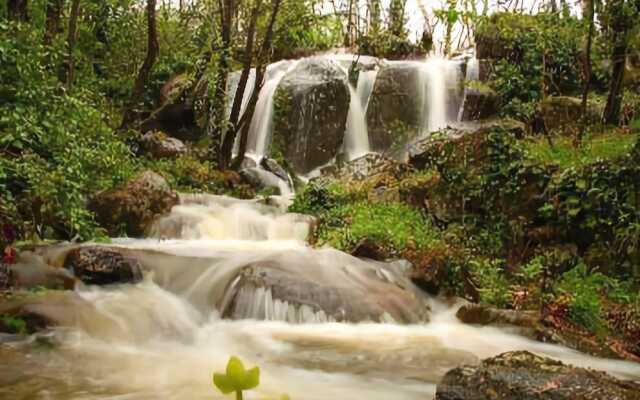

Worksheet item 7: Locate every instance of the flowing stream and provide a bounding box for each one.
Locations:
[3,195,640,400]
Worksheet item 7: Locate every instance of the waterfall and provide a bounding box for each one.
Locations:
[246,61,298,157]
[344,69,377,161]
[417,57,463,136]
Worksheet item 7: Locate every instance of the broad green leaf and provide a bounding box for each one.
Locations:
[226,356,246,387]
[239,366,260,391]
[213,373,235,394]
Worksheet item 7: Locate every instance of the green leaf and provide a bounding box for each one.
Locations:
[239,366,260,391]
[226,356,246,387]
[213,373,235,394]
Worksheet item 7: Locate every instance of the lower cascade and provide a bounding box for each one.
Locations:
[3,196,640,400]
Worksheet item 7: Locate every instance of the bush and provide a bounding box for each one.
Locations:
[0,22,137,241]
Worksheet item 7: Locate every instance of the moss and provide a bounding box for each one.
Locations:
[525,130,637,170]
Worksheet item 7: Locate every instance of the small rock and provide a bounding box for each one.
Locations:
[351,237,386,260]
[456,303,539,330]
[140,131,187,159]
[436,350,640,400]
[64,246,143,285]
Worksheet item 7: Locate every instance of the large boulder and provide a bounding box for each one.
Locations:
[220,251,431,324]
[365,62,425,152]
[436,351,640,400]
[64,246,143,285]
[89,170,179,237]
[139,131,187,159]
[272,58,350,174]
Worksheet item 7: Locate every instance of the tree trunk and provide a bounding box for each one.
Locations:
[121,0,159,128]
[219,0,262,170]
[580,0,595,126]
[7,0,29,21]
[208,0,234,164]
[43,0,64,45]
[232,0,283,170]
[602,0,630,125]
[344,0,354,47]
[62,0,81,87]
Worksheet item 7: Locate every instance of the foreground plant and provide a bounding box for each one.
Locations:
[213,356,260,400]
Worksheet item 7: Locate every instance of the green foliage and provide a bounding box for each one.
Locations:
[213,356,260,400]
[0,315,27,334]
[0,22,136,241]
[470,258,511,308]
[320,201,441,253]
[525,131,638,169]
[477,13,583,121]
[555,263,610,332]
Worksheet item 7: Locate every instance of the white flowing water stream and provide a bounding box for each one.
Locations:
[2,195,640,400]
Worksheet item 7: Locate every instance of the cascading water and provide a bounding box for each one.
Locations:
[4,195,640,400]
[417,57,463,135]
[344,69,374,160]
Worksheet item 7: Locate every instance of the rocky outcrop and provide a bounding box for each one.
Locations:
[366,62,425,152]
[272,58,350,174]
[140,131,187,159]
[408,119,526,170]
[436,351,640,400]
[460,85,500,121]
[64,246,143,285]
[89,170,179,237]
[140,75,203,141]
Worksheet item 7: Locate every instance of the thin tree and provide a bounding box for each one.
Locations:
[43,0,64,45]
[208,0,235,164]
[62,0,81,88]
[232,0,283,170]
[603,0,632,125]
[219,0,262,169]
[121,0,159,128]
[579,0,596,135]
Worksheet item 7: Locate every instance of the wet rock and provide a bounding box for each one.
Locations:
[8,252,75,290]
[0,263,10,291]
[456,303,539,330]
[435,350,640,400]
[536,96,598,135]
[366,62,425,152]
[64,246,143,285]
[89,170,179,237]
[221,252,431,323]
[272,58,350,174]
[260,157,290,183]
[334,153,408,181]
[408,119,526,170]
[351,237,386,260]
[140,131,187,159]
[460,85,500,121]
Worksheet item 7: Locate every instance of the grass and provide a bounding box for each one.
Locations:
[525,131,637,169]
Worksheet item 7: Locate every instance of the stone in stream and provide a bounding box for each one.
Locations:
[435,350,640,400]
[271,58,350,174]
[89,170,179,237]
[64,246,143,285]
[220,253,431,324]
